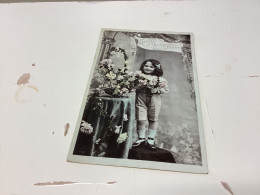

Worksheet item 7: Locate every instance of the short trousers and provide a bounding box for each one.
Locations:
[135,92,162,121]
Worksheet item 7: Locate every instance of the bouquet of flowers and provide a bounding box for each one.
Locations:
[91,47,137,97]
[91,47,169,97]
[133,71,169,94]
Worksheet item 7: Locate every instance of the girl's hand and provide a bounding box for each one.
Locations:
[151,88,160,94]
[160,87,169,94]
[159,80,169,94]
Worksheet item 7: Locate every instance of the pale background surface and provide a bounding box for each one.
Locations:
[0,1,260,195]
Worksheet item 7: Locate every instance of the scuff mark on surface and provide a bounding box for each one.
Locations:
[132,169,136,180]
[0,192,18,195]
[204,74,260,78]
[107,181,117,184]
[34,181,77,186]
[228,24,231,33]
[32,63,35,66]
[220,181,234,195]
[64,123,70,136]
[44,104,47,109]
[225,64,232,73]
[132,169,136,195]
[15,84,31,103]
[34,181,117,187]
[27,84,39,92]
[15,73,38,103]
[203,74,225,78]
[52,131,55,135]
[95,184,100,193]
[204,99,215,141]
[0,97,10,101]
[17,73,30,85]
[15,83,38,103]
[77,1,103,5]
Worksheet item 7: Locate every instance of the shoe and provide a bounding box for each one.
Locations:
[146,137,156,150]
[132,138,146,148]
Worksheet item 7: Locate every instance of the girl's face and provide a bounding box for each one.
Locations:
[143,61,155,74]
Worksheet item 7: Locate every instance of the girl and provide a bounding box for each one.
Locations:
[133,59,169,150]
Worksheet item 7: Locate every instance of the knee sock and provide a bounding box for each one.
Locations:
[147,129,157,144]
[133,130,146,146]
[137,129,146,139]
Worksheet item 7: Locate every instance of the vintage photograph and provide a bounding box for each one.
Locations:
[67,29,207,173]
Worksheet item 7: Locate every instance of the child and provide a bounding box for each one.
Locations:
[133,59,169,150]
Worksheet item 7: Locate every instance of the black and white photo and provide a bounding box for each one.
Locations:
[67,29,207,173]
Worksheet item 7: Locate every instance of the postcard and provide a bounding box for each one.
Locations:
[67,29,207,173]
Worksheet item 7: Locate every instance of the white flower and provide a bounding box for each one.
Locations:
[104,83,109,88]
[134,71,142,76]
[159,81,167,87]
[180,140,186,144]
[106,72,116,80]
[187,138,194,144]
[108,63,115,69]
[114,125,121,134]
[148,80,154,86]
[80,120,93,135]
[171,146,178,153]
[121,88,129,92]
[117,75,124,80]
[185,148,193,153]
[95,138,101,144]
[117,133,128,143]
[128,76,135,82]
[100,59,113,66]
[151,87,160,93]
[159,143,164,148]
[152,78,158,86]
[139,79,147,86]
[124,81,130,86]
[123,114,128,121]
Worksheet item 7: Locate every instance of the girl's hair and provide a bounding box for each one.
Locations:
[140,59,163,76]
